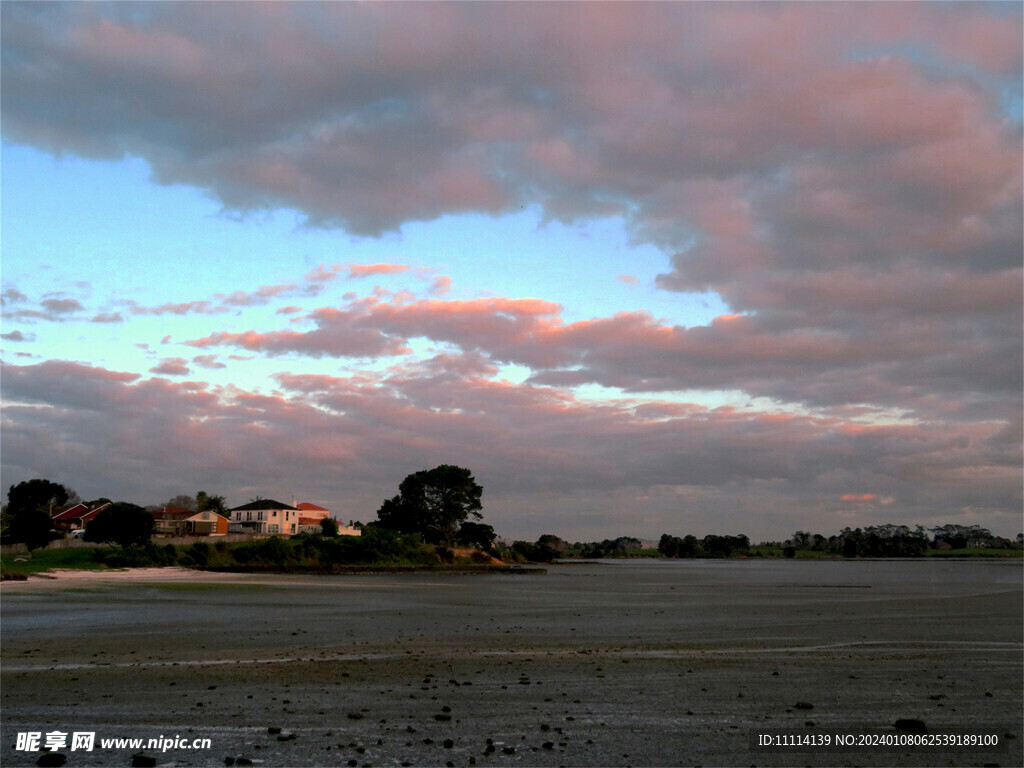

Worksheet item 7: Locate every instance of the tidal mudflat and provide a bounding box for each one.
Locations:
[2,559,1021,767]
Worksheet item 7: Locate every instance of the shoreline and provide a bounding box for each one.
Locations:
[0,563,547,591]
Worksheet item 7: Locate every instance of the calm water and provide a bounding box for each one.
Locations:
[2,559,1021,767]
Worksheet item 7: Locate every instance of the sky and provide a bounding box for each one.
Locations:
[1,1,1021,543]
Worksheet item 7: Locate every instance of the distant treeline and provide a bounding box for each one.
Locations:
[503,524,1024,563]
[659,524,1022,559]
[504,535,651,562]
[657,533,751,558]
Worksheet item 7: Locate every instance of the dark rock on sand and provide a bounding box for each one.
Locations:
[894,718,928,732]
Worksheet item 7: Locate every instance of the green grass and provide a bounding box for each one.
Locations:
[0,547,110,578]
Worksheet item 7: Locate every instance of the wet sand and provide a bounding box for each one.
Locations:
[2,559,1021,767]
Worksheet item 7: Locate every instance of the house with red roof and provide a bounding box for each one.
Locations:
[51,502,110,532]
[225,499,358,536]
[296,502,360,536]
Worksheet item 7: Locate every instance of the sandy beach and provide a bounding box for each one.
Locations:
[2,559,1021,767]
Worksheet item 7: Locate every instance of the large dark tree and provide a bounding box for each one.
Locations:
[4,479,70,550]
[376,465,483,546]
[84,502,155,548]
[375,494,422,537]
[456,522,496,549]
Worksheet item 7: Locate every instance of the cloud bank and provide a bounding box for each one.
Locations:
[1,2,1020,539]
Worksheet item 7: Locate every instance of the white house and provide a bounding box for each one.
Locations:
[228,499,302,535]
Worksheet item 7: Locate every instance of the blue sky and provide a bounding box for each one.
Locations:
[4,143,734,405]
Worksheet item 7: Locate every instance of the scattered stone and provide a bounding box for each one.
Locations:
[276,732,297,742]
[36,753,67,768]
[236,760,253,767]
[224,759,235,767]
[542,741,555,750]
[894,718,927,733]
[502,746,516,754]
[267,727,282,734]
[794,702,814,710]
[433,713,452,722]
[131,755,158,768]
[443,739,454,748]
[347,712,364,720]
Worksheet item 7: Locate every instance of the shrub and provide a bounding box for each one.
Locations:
[187,542,209,566]
[257,536,291,565]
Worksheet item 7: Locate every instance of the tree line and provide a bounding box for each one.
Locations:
[659,524,1022,559]
[3,476,1021,561]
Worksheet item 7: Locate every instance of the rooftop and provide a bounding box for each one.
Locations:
[229,499,299,512]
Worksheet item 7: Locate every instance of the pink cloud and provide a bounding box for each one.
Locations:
[429,275,452,296]
[131,300,226,316]
[304,263,344,283]
[348,264,411,279]
[40,298,83,313]
[192,354,226,370]
[840,493,878,503]
[218,284,299,307]
[149,357,191,376]
[91,312,123,323]
[187,307,411,358]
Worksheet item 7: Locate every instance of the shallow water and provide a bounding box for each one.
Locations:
[2,559,1021,766]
